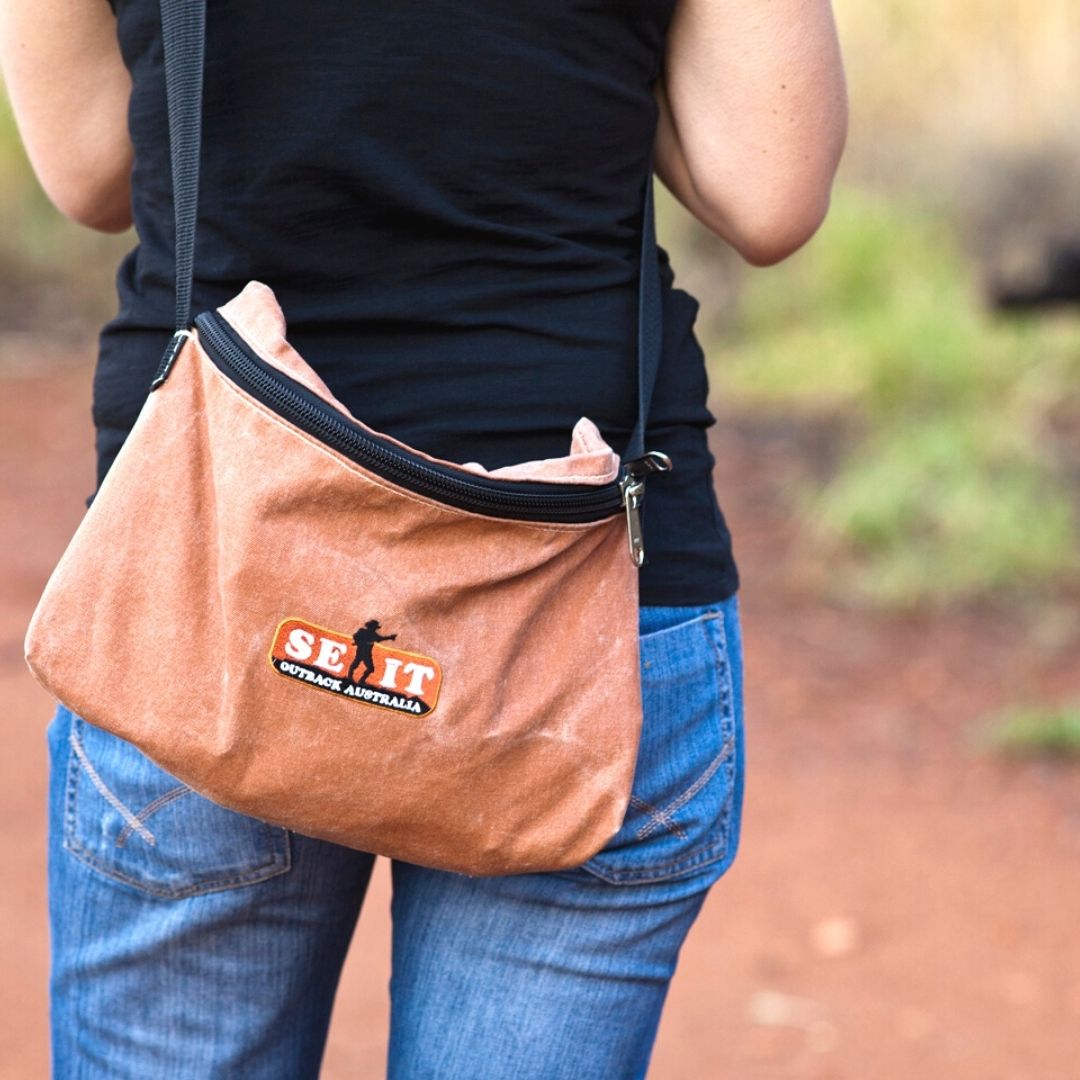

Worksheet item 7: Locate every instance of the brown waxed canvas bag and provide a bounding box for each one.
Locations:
[22,0,672,876]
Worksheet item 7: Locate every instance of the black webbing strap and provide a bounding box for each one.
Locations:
[160,0,205,334]
[626,169,662,462]
[155,0,663,464]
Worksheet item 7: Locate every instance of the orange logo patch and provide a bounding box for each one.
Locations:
[269,616,442,716]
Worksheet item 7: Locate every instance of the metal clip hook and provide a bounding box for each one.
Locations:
[619,451,673,566]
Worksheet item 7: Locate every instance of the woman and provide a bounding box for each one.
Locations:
[2,1,846,1076]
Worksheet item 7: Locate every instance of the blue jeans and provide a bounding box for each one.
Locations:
[47,596,746,1079]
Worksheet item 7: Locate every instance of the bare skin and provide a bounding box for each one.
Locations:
[0,0,847,261]
[0,0,134,232]
[655,0,848,265]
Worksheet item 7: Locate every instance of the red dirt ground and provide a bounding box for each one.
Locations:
[2,357,1078,1079]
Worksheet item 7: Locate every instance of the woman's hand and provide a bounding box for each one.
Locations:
[655,0,848,266]
[0,0,133,233]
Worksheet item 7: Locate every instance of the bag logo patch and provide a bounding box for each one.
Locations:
[269,617,442,715]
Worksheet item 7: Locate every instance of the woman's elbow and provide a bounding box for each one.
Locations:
[11,95,137,233]
[47,170,134,234]
[690,120,847,266]
[724,187,835,267]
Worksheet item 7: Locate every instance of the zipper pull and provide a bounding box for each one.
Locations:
[619,451,673,566]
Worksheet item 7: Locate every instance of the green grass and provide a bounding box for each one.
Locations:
[710,186,1080,607]
[979,704,1080,760]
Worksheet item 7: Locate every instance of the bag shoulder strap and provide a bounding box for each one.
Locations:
[160,0,206,336]
[155,0,662,464]
[628,172,661,462]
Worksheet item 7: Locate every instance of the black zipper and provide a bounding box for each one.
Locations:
[186,310,626,524]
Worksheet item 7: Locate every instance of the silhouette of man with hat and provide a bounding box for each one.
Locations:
[347,619,397,686]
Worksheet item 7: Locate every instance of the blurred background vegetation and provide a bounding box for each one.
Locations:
[1,0,1078,615]
[666,0,1080,616]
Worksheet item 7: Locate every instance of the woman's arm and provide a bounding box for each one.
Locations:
[0,0,133,232]
[655,0,848,266]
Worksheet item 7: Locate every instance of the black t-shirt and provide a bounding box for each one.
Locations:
[96,0,738,605]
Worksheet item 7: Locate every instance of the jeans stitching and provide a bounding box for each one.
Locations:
[68,726,157,846]
[628,795,690,841]
[62,718,80,857]
[633,734,736,841]
[579,840,734,886]
[115,785,194,848]
[638,609,722,642]
[62,837,293,900]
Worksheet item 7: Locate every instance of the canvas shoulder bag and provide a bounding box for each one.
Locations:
[23,0,673,876]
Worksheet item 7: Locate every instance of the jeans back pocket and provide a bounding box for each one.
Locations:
[581,597,744,885]
[59,706,291,899]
